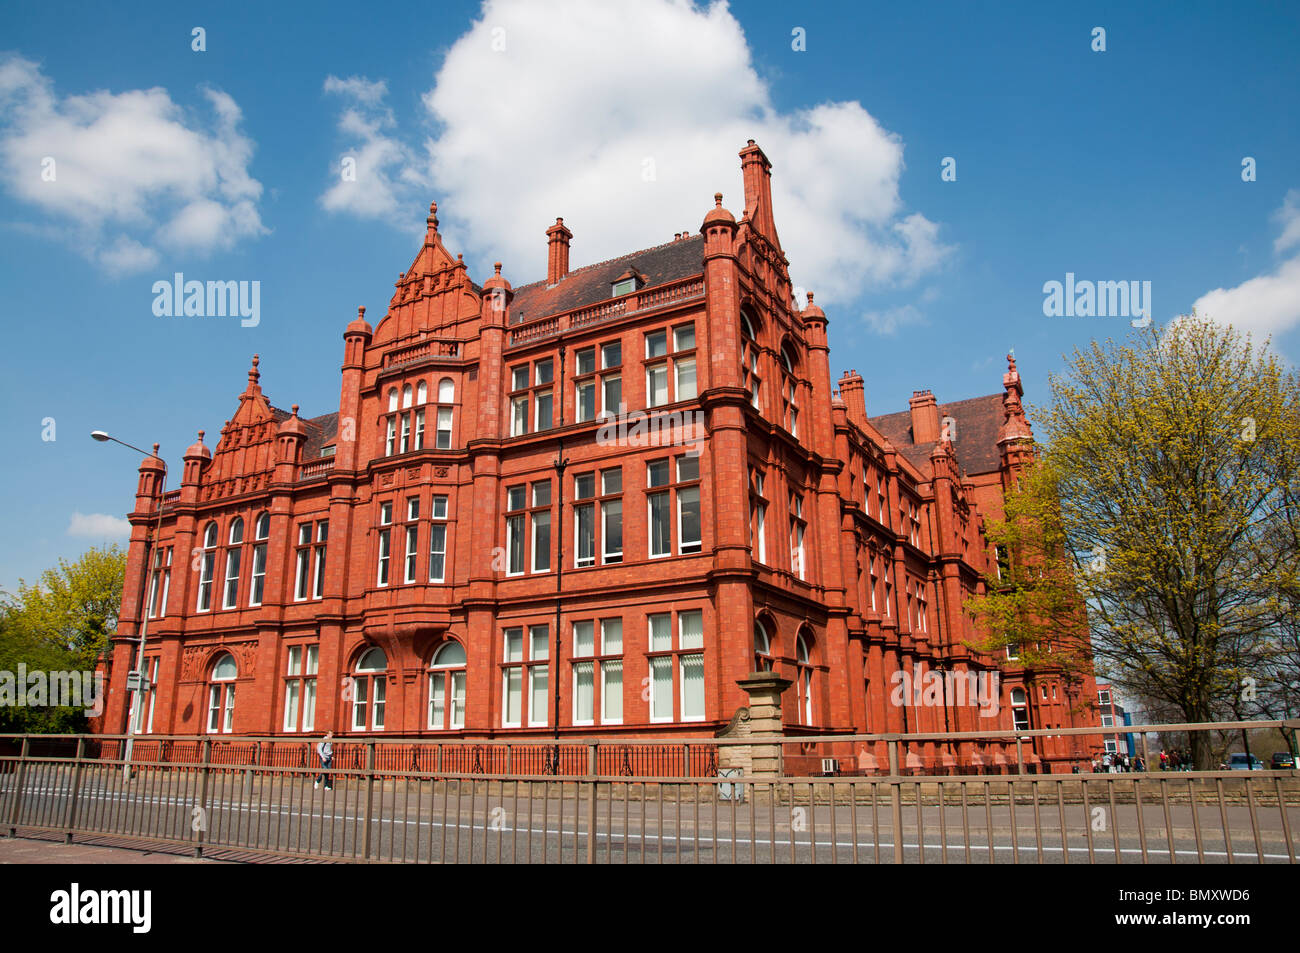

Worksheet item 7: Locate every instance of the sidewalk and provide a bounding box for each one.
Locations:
[0,834,228,864]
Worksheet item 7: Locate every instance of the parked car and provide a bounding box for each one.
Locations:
[1270,751,1297,770]
[1227,753,1264,770]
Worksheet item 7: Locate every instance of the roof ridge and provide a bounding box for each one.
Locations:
[869,391,1002,422]
[511,233,703,292]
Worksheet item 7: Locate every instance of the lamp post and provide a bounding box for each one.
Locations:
[549,343,568,776]
[92,430,167,781]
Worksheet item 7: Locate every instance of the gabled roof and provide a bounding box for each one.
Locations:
[509,234,704,324]
[869,393,1006,476]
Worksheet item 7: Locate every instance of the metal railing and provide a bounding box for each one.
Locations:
[1,721,1296,864]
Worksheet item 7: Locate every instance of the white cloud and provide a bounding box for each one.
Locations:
[0,55,265,273]
[1192,190,1300,340]
[860,303,926,336]
[1192,257,1300,340]
[67,512,131,537]
[320,75,424,220]
[1274,189,1300,254]
[320,0,950,303]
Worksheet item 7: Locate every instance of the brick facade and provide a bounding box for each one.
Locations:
[101,140,1101,772]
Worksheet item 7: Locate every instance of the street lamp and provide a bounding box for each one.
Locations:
[92,430,167,781]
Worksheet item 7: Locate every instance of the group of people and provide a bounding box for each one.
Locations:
[1159,748,1193,771]
[1090,752,1145,772]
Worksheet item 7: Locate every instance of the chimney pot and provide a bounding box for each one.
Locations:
[909,390,941,444]
[838,369,867,426]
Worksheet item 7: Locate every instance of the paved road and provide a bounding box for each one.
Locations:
[4,764,1297,864]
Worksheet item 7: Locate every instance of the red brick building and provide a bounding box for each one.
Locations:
[102,140,1100,771]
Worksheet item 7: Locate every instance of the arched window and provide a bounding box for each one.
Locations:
[754,620,773,672]
[435,378,455,449]
[740,310,761,409]
[428,641,467,730]
[402,384,413,409]
[416,380,428,404]
[795,633,814,724]
[196,522,218,612]
[251,512,270,606]
[1011,687,1029,733]
[223,517,244,609]
[207,653,237,733]
[780,342,799,437]
[351,647,388,731]
[387,388,398,412]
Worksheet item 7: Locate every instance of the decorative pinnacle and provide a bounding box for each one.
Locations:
[427,202,438,232]
[152,443,160,456]
[248,353,260,387]
[714,192,723,207]
[494,262,502,275]
[291,404,299,416]
[358,306,366,319]
[197,430,205,443]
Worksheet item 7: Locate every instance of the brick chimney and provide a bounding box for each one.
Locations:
[909,390,940,443]
[546,217,572,286]
[838,370,866,427]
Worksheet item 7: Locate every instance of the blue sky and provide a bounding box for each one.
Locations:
[1,0,1298,594]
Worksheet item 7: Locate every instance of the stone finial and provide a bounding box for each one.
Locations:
[427,201,439,233]
[291,404,300,416]
[197,430,205,443]
[248,354,260,387]
[714,192,723,207]
[152,443,160,456]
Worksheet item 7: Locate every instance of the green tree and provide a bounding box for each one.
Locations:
[964,459,1096,695]
[1031,315,1298,768]
[0,544,126,733]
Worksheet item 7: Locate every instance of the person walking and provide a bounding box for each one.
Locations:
[315,731,334,790]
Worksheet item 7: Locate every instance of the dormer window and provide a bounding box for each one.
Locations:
[611,267,645,298]
[321,445,336,458]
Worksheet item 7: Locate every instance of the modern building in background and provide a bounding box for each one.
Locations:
[1095,683,1135,759]
[100,141,1101,771]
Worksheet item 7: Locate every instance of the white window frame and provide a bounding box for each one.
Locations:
[429,495,448,583]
